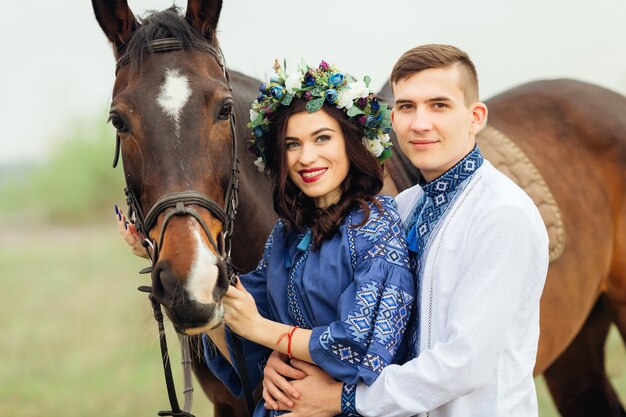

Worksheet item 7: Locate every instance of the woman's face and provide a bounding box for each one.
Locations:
[284,110,350,208]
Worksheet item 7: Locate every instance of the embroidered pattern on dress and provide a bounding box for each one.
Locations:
[345,282,383,343]
[319,330,388,374]
[287,247,311,328]
[257,220,283,273]
[373,285,414,352]
[351,196,411,270]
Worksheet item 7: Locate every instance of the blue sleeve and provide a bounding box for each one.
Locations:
[201,221,283,397]
[308,197,415,386]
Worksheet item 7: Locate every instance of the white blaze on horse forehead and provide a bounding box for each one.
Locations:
[186,223,220,304]
[157,68,192,137]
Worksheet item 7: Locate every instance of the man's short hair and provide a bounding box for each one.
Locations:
[390,44,479,105]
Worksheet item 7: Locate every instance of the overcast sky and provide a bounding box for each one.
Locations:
[1,0,625,165]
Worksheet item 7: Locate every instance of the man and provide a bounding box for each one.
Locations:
[262,44,549,417]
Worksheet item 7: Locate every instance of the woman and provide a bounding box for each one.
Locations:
[119,59,415,416]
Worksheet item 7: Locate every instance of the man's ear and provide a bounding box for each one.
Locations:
[470,102,488,135]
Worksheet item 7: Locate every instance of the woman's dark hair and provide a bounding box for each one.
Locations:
[264,98,384,247]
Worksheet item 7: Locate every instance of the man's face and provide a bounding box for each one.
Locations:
[391,65,486,182]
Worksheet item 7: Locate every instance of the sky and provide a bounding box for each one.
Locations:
[1,0,625,165]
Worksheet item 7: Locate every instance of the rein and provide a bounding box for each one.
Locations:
[113,37,254,417]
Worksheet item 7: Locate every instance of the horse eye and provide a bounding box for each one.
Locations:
[218,102,233,120]
[109,114,129,133]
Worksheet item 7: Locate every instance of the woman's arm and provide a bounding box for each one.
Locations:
[223,280,315,363]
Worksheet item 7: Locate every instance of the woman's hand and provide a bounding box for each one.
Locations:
[262,350,306,411]
[274,359,342,417]
[222,278,264,339]
[115,204,149,259]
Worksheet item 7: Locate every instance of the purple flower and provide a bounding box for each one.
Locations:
[325,89,338,103]
[358,115,368,125]
[357,97,368,109]
[328,73,344,88]
[259,83,268,93]
[303,91,313,101]
[319,60,329,70]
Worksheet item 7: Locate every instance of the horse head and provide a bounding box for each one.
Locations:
[93,0,234,334]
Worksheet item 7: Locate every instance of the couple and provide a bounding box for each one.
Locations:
[120,44,549,417]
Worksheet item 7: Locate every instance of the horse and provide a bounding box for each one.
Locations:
[379,79,626,416]
[92,0,272,415]
[93,1,626,416]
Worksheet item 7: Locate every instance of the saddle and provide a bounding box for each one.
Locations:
[477,125,565,263]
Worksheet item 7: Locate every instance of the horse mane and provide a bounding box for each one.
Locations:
[123,6,223,73]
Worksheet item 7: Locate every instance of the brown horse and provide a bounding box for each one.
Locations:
[92,0,271,415]
[93,1,626,416]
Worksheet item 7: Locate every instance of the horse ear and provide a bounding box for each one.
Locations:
[92,0,138,58]
[185,0,223,42]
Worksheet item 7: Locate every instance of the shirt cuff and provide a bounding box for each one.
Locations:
[341,383,362,417]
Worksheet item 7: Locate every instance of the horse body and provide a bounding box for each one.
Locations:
[93,1,626,415]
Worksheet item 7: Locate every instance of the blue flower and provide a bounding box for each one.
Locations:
[259,83,267,93]
[365,115,379,128]
[254,127,265,138]
[257,93,265,102]
[270,86,285,100]
[325,89,338,103]
[329,73,344,88]
[371,100,380,112]
[304,73,316,87]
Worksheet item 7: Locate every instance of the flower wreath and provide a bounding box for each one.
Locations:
[248,59,393,172]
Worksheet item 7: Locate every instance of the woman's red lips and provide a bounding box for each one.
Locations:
[299,167,328,183]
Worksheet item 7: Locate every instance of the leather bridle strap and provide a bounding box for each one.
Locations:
[144,191,227,257]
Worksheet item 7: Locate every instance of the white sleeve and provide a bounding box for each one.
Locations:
[355,204,549,416]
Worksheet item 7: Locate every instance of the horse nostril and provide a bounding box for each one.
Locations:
[152,260,178,300]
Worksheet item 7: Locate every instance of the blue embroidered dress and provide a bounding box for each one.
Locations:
[202,195,415,417]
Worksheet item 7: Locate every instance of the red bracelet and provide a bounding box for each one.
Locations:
[287,326,298,359]
[275,325,299,359]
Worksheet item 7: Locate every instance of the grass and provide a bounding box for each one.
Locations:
[0,223,624,416]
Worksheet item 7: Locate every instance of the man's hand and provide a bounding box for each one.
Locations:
[262,351,306,411]
[277,359,343,417]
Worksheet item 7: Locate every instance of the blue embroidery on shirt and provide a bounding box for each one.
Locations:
[287,246,311,329]
[341,384,361,417]
[345,282,383,343]
[257,220,283,273]
[319,330,388,374]
[373,285,414,352]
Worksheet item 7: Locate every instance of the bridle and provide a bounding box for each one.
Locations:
[112,37,254,417]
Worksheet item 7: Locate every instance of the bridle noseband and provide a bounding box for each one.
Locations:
[113,37,253,417]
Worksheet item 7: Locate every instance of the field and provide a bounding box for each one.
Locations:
[1,221,624,416]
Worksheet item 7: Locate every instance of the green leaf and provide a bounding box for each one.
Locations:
[306,97,325,112]
[281,93,293,106]
[379,149,393,161]
[311,86,324,97]
[249,113,264,128]
[347,106,366,117]
[364,75,371,88]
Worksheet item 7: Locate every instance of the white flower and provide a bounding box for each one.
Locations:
[363,137,384,157]
[336,88,356,109]
[250,108,259,122]
[348,80,370,98]
[378,132,391,146]
[253,157,266,172]
[284,70,303,94]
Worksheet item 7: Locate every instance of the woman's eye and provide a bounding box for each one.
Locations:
[285,142,300,150]
[109,114,128,133]
[218,102,233,120]
[315,135,331,143]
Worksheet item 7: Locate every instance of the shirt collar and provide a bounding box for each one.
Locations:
[418,145,484,198]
